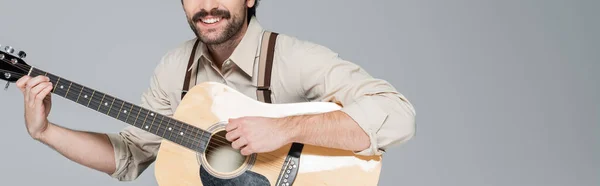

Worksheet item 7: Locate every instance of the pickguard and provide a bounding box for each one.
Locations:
[199,164,270,186]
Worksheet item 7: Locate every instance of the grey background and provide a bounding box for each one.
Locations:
[0,0,597,185]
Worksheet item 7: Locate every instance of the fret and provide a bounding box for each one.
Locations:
[115,101,126,122]
[160,115,167,138]
[194,127,199,150]
[162,115,170,139]
[198,132,206,151]
[155,120,166,138]
[107,97,116,116]
[64,82,73,98]
[124,103,134,124]
[103,96,114,117]
[173,120,181,146]
[142,109,150,132]
[183,123,190,148]
[129,105,139,127]
[195,131,207,152]
[103,95,112,113]
[148,110,161,134]
[183,122,190,148]
[198,130,206,150]
[52,77,61,93]
[168,118,175,144]
[180,121,187,147]
[129,104,138,125]
[175,121,183,144]
[75,85,84,103]
[97,94,106,111]
[190,129,198,150]
[112,99,123,119]
[152,111,160,135]
[87,90,95,107]
[125,103,136,125]
[135,106,143,129]
[153,113,162,135]
[168,117,174,141]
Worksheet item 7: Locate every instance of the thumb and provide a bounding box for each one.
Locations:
[15,76,31,93]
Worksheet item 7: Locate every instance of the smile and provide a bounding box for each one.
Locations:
[201,17,221,24]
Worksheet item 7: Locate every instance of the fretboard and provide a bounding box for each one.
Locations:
[29,67,209,153]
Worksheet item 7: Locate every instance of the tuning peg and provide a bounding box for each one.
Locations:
[3,73,11,90]
[4,46,14,54]
[18,51,26,59]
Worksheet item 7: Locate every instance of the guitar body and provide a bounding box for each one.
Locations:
[154,82,382,186]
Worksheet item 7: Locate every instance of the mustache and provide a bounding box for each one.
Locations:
[192,8,231,22]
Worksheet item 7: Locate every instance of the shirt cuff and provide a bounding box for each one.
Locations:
[340,96,389,156]
[106,133,131,181]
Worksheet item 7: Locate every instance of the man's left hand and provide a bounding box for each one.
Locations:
[225,116,295,156]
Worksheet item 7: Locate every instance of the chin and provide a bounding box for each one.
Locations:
[199,33,228,44]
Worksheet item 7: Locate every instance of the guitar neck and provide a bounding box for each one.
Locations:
[28,67,209,153]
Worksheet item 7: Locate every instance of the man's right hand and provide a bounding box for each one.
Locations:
[16,75,54,140]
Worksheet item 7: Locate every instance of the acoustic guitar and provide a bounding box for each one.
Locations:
[0,44,382,185]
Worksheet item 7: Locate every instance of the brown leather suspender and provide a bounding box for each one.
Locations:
[256,31,279,103]
[180,31,279,103]
[181,39,201,100]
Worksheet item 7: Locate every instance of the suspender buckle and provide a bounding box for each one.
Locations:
[257,86,270,91]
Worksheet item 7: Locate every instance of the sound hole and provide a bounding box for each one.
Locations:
[206,130,246,173]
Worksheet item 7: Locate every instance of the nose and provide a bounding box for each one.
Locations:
[201,0,219,11]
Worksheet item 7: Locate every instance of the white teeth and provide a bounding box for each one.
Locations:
[202,18,220,24]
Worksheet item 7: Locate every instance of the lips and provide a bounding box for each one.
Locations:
[192,9,231,25]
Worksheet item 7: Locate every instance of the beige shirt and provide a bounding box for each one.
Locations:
[106,16,416,181]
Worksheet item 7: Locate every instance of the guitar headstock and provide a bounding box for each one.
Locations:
[0,44,31,83]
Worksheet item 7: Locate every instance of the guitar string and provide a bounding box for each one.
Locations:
[2,70,316,186]
[6,62,240,150]
[23,65,262,151]
[26,65,240,148]
[26,68,283,154]
[2,61,340,183]
[6,60,295,169]
[1,61,359,185]
[14,64,291,169]
[10,64,289,172]
[47,81,288,170]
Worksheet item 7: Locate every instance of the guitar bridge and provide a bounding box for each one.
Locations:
[276,143,303,186]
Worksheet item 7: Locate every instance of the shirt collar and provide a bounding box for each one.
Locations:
[189,16,265,77]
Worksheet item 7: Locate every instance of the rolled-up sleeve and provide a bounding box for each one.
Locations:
[106,57,173,181]
[297,42,416,156]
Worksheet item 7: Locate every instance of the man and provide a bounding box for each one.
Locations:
[16,0,416,182]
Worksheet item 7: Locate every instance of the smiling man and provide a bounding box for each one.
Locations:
[16,0,416,182]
